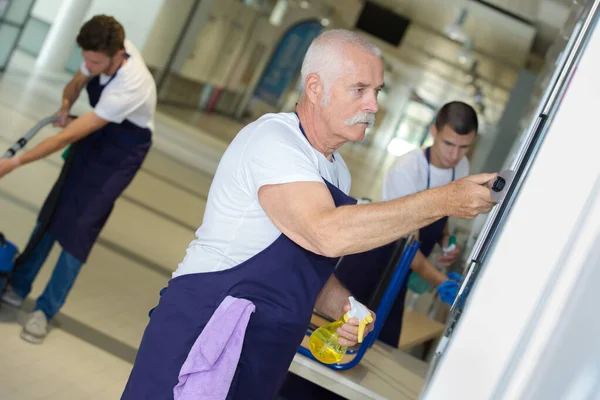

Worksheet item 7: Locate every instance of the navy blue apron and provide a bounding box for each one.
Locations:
[36,59,152,263]
[335,147,454,348]
[121,117,358,400]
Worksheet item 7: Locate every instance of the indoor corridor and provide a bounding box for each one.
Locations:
[1,0,596,398]
[0,52,416,400]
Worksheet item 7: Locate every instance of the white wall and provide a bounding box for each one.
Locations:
[170,0,214,73]
[31,0,63,23]
[32,0,166,51]
[141,0,195,70]
[179,0,258,87]
[83,0,166,51]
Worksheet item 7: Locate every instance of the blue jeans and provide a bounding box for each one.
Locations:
[10,226,83,320]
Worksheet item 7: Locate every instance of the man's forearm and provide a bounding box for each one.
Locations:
[314,275,351,320]
[261,174,495,259]
[316,188,446,257]
[411,251,446,287]
[61,77,86,110]
[17,111,106,166]
[18,135,70,166]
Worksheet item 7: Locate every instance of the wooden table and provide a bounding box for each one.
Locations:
[291,340,429,399]
[398,309,445,350]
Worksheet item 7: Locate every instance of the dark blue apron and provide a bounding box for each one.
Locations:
[121,118,358,400]
[38,60,152,262]
[335,147,454,347]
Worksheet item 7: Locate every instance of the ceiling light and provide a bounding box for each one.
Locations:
[475,91,483,104]
[444,7,470,43]
[269,0,288,26]
[457,38,474,66]
[457,48,472,65]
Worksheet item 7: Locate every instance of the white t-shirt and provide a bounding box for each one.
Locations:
[381,148,469,201]
[80,39,157,131]
[173,112,352,277]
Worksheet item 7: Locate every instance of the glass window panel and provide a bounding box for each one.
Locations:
[5,0,34,25]
[0,22,19,68]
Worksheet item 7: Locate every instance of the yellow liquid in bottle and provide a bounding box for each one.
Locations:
[308,319,347,364]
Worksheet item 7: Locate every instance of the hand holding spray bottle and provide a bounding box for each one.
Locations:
[308,296,373,364]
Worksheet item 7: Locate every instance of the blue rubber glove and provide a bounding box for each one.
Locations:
[447,272,463,283]
[436,279,459,304]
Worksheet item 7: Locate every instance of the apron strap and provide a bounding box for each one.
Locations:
[426,147,455,190]
[294,111,339,188]
[294,111,335,161]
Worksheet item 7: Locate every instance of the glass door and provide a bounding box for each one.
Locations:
[421,0,600,393]
[0,0,36,72]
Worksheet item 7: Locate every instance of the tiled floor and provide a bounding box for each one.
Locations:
[0,307,133,400]
[0,52,417,399]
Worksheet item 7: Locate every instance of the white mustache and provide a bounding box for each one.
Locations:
[345,113,375,127]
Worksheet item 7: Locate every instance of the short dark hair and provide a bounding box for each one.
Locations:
[435,101,478,135]
[76,15,125,56]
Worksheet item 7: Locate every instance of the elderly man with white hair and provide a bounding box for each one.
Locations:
[121,29,496,399]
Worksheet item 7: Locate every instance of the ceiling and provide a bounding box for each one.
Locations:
[374,0,536,67]
[323,0,575,124]
[368,0,573,67]
[253,0,576,124]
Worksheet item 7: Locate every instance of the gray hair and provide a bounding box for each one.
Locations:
[300,29,382,105]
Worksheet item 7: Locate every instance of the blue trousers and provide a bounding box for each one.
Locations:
[10,227,83,319]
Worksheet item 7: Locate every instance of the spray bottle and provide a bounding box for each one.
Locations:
[427,234,458,318]
[442,235,457,255]
[308,296,373,364]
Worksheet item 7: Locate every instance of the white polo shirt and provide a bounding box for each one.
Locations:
[80,39,157,131]
[381,148,469,201]
[173,112,352,277]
